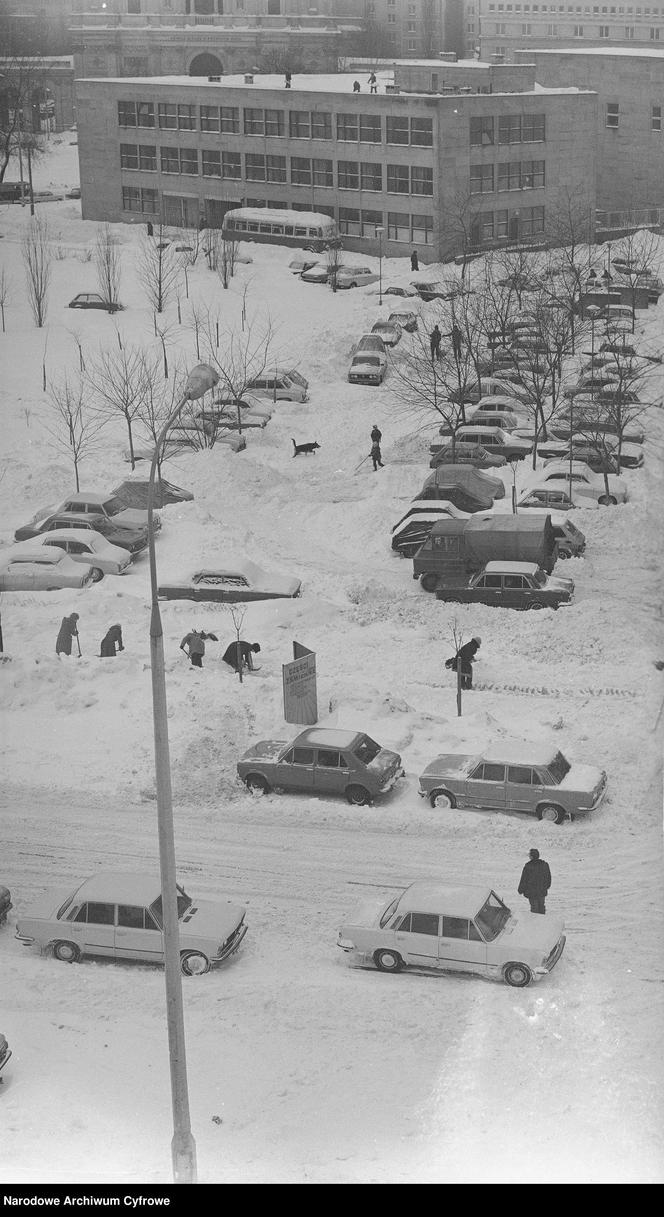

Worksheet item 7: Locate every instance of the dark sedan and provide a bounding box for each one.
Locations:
[14,512,148,554]
[68,293,120,312]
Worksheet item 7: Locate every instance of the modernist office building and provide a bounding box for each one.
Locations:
[477,0,664,60]
[75,60,596,258]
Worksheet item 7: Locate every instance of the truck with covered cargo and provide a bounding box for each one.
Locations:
[413,514,559,592]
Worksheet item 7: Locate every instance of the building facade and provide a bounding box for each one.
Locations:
[513,47,664,216]
[0,1,74,57]
[74,65,596,257]
[477,0,664,60]
[0,58,77,135]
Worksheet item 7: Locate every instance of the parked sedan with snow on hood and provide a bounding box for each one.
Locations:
[348,350,387,386]
[158,559,301,603]
[238,727,403,806]
[0,549,95,591]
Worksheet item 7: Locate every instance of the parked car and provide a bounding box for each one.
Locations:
[429,441,507,470]
[419,742,607,823]
[12,529,132,580]
[288,257,318,274]
[15,512,149,554]
[0,884,12,926]
[15,492,158,539]
[193,401,270,430]
[15,872,248,976]
[452,410,522,434]
[112,479,194,508]
[432,560,575,610]
[454,425,531,461]
[0,1032,11,1078]
[383,285,417,297]
[336,266,380,289]
[371,320,402,347]
[300,263,337,284]
[355,333,386,355]
[0,549,95,591]
[66,187,82,200]
[337,881,566,987]
[237,727,404,806]
[33,190,63,203]
[348,351,387,386]
[418,465,506,508]
[516,486,597,512]
[68,292,120,312]
[525,461,627,505]
[130,433,246,460]
[568,439,644,470]
[552,411,646,446]
[470,395,530,420]
[388,310,417,332]
[245,368,308,402]
[412,282,448,301]
[158,559,301,603]
[391,502,471,558]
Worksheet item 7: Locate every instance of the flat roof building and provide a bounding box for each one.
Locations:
[75,64,597,258]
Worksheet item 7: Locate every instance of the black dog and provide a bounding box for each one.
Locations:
[292,438,320,457]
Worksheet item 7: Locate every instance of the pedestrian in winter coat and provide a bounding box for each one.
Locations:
[284,71,292,88]
[451,323,463,361]
[222,640,261,673]
[56,613,80,657]
[368,72,377,93]
[518,848,552,914]
[100,624,124,658]
[180,629,217,669]
[370,424,382,445]
[445,636,481,689]
[353,80,361,93]
[411,250,419,272]
[370,439,384,471]
[430,324,442,360]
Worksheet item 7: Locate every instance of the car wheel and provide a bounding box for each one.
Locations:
[420,573,438,593]
[557,549,570,560]
[52,940,81,964]
[346,784,371,806]
[374,949,403,973]
[350,282,357,289]
[180,951,211,977]
[429,789,456,810]
[528,600,544,611]
[537,803,566,824]
[503,962,532,988]
[90,567,105,583]
[245,773,269,795]
[598,495,618,506]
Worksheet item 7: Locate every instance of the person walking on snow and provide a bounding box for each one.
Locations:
[370,438,384,471]
[451,322,463,361]
[100,624,124,658]
[518,848,552,914]
[56,613,79,657]
[430,324,442,360]
[371,424,382,445]
[368,72,377,93]
[180,628,217,669]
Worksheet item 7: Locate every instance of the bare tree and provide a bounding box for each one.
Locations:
[325,237,344,293]
[200,306,277,403]
[0,56,46,186]
[69,328,85,372]
[21,214,51,327]
[569,343,653,475]
[136,224,179,314]
[94,224,122,312]
[154,317,177,379]
[224,605,247,684]
[86,344,146,469]
[608,227,662,333]
[217,239,238,290]
[544,187,603,353]
[0,267,10,333]
[134,355,187,481]
[43,372,105,491]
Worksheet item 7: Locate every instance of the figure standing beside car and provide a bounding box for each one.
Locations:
[518,849,552,914]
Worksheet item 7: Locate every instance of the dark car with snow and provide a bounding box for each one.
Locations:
[432,560,574,610]
[15,493,158,541]
[418,743,607,823]
[14,513,148,555]
[237,727,403,806]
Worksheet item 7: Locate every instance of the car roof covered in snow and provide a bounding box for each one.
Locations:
[295,728,365,749]
[398,882,495,917]
[73,873,171,905]
[483,560,541,574]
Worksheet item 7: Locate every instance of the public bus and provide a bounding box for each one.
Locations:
[221,207,337,248]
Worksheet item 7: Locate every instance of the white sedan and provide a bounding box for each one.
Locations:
[371,320,402,347]
[347,351,387,386]
[335,266,380,289]
[13,530,133,580]
[525,461,627,505]
[0,549,95,591]
[157,558,302,602]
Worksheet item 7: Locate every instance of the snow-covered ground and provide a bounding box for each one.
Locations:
[1,135,663,1185]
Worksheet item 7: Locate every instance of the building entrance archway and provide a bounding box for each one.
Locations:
[189,53,224,77]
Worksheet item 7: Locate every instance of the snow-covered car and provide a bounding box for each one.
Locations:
[348,351,387,386]
[0,1032,11,1077]
[288,257,318,274]
[388,310,418,332]
[12,530,132,580]
[336,267,380,289]
[66,187,81,200]
[237,727,404,806]
[429,441,507,469]
[418,743,607,823]
[525,461,627,505]
[193,400,270,430]
[371,320,402,347]
[516,487,598,512]
[300,263,337,284]
[112,479,194,508]
[454,425,531,461]
[337,881,566,987]
[68,292,118,311]
[391,504,471,558]
[14,492,158,539]
[0,884,12,926]
[157,559,301,603]
[0,549,95,591]
[566,440,643,470]
[412,282,448,301]
[432,560,575,611]
[383,285,417,298]
[551,411,646,446]
[470,396,530,420]
[452,410,522,434]
[129,433,246,460]
[16,512,148,555]
[15,872,248,976]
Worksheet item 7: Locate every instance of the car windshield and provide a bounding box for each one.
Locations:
[149,884,192,926]
[546,751,571,784]
[356,355,380,367]
[475,892,511,941]
[379,896,402,928]
[352,735,381,764]
[101,497,126,517]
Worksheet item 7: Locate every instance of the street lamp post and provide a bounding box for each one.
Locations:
[579,304,602,491]
[146,362,219,1185]
[377,226,385,306]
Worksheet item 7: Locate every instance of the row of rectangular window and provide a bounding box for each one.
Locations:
[120,186,435,244]
[470,205,546,243]
[470,159,546,193]
[487,4,663,11]
[117,101,434,145]
[470,114,546,145]
[120,144,434,193]
[605,102,662,128]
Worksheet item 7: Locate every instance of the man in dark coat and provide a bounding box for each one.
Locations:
[180,629,217,669]
[451,323,463,361]
[56,613,79,657]
[518,848,552,914]
[446,636,481,689]
[370,439,384,471]
[411,250,419,272]
[370,424,382,445]
[222,640,261,673]
[430,324,442,360]
[100,624,124,658]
